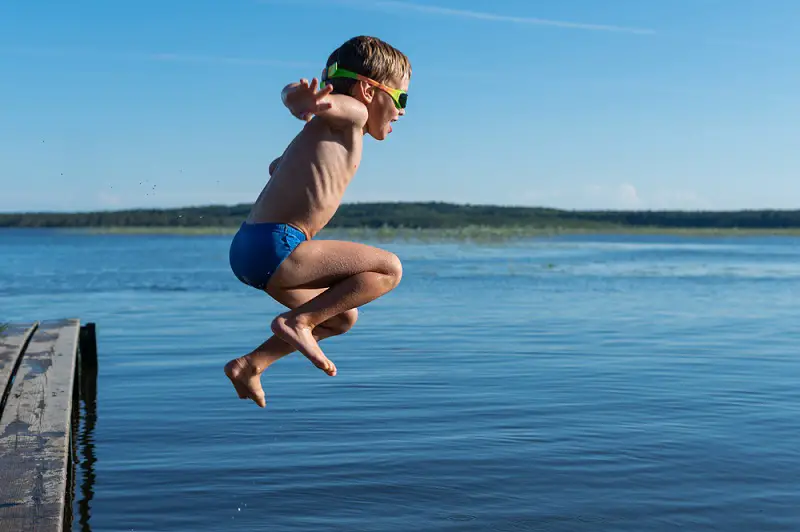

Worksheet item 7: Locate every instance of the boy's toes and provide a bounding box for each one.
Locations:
[253,393,267,408]
[318,358,337,376]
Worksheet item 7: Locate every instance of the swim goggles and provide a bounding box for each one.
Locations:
[320,62,408,110]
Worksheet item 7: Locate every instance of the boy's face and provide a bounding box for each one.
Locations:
[358,73,409,141]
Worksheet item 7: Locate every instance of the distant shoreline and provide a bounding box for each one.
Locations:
[4,202,800,239]
[34,224,800,239]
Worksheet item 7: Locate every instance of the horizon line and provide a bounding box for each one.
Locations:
[2,201,799,216]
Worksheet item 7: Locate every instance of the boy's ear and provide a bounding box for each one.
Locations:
[354,80,375,103]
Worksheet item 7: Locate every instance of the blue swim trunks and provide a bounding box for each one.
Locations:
[229,222,307,290]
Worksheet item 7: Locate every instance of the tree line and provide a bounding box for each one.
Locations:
[1,202,800,229]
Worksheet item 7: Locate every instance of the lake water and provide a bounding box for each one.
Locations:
[2,229,800,531]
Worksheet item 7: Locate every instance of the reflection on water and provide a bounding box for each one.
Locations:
[70,357,98,532]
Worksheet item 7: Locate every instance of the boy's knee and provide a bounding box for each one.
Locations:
[339,308,359,331]
[382,253,403,288]
[322,309,358,335]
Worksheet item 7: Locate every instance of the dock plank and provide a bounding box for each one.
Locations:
[0,322,39,405]
[0,319,80,532]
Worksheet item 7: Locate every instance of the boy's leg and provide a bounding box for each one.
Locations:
[224,288,357,408]
[267,239,403,374]
[241,307,357,371]
[225,239,401,408]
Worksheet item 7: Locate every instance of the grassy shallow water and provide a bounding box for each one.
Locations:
[68,224,800,240]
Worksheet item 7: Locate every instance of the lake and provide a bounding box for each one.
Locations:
[2,229,800,531]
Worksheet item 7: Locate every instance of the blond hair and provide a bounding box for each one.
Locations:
[325,36,411,95]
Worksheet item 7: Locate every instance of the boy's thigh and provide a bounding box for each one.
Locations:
[265,285,325,309]
[267,239,402,291]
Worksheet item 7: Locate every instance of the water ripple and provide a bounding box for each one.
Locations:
[3,230,800,531]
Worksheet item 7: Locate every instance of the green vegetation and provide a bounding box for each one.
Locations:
[64,224,800,242]
[3,202,800,238]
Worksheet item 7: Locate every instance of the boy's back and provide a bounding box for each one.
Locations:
[224,36,412,408]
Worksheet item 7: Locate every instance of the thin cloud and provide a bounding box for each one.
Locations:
[0,46,315,68]
[327,0,655,35]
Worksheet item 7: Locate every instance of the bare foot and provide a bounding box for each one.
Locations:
[224,357,267,408]
[271,315,337,376]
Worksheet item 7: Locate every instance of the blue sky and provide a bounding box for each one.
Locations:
[1,0,798,212]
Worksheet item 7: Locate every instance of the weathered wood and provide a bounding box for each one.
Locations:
[0,319,80,532]
[0,322,39,412]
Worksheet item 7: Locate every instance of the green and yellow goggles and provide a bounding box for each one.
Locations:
[321,62,408,110]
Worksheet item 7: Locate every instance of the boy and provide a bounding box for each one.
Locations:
[224,36,411,408]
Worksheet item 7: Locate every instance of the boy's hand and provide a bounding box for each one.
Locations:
[282,78,334,122]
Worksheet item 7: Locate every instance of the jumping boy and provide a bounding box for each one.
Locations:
[224,36,411,407]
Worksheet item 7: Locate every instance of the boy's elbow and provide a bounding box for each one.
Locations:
[347,98,369,126]
[280,83,300,106]
[350,102,369,127]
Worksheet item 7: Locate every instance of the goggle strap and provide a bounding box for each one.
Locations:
[321,62,407,109]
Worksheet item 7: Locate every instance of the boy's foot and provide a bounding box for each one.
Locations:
[271,315,337,376]
[224,357,267,408]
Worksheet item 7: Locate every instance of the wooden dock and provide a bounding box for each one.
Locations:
[0,319,97,532]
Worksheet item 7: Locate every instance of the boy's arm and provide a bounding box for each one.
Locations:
[312,94,368,129]
[281,79,367,129]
